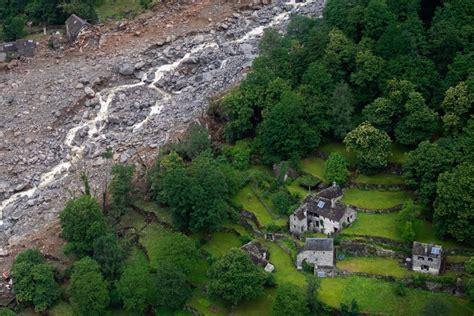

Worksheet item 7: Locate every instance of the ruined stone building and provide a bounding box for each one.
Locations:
[0,40,36,62]
[65,14,92,40]
[241,240,275,273]
[289,183,357,236]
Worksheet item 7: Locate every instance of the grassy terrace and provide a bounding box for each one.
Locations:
[353,172,405,185]
[133,200,172,225]
[344,212,402,241]
[336,257,410,278]
[343,211,470,250]
[320,276,474,315]
[233,185,286,227]
[97,0,143,20]
[300,157,327,182]
[342,188,412,209]
[139,224,175,270]
[318,142,408,166]
[202,232,241,258]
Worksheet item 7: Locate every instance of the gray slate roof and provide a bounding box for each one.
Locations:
[303,238,333,252]
[413,242,442,258]
[316,183,343,199]
[304,195,347,222]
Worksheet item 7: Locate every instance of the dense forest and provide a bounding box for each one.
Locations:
[1,0,473,315]
[219,0,473,245]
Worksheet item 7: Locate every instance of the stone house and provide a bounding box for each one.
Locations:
[241,240,275,273]
[0,40,36,62]
[296,238,334,277]
[412,242,443,275]
[65,14,91,40]
[289,183,356,236]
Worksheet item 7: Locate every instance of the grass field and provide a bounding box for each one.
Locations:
[286,180,311,201]
[320,276,474,315]
[300,157,327,182]
[139,224,176,270]
[414,220,470,250]
[202,232,242,258]
[344,212,402,241]
[133,200,172,225]
[97,0,144,21]
[233,185,286,227]
[319,143,357,165]
[336,257,411,278]
[318,142,408,166]
[263,241,306,287]
[342,189,412,209]
[390,143,409,165]
[353,172,405,185]
[234,185,274,225]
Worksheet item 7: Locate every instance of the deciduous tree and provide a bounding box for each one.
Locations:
[208,250,266,305]
[434,162,474,245]
[344,122,392,174]
[59,195,107,257]
[273,283,310,316]
[70,257,109,316]
[324,152,350,185]
[11,249,59,312]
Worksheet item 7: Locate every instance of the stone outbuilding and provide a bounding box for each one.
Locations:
[412,242,443,275]
[296,238,335,277]
[289,183,356,236]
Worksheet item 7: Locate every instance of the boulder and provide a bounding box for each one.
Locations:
[118,63,135,76]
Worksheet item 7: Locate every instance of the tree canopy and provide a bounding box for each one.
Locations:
[273,283,310,316]
[208,249,266,305]
[70,257,109,316]
[11,249,59,312]
[59,195,107,257]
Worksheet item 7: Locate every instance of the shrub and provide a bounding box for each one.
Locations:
[394,282,407,297]
[11,249,60,312]
[324,152,350,185]
[298,175,321,191]
[271,190,299,215]
[465,257,474,274]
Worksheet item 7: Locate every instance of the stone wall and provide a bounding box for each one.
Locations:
[339,240,406,259]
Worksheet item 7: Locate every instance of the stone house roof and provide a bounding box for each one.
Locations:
[316,183,343,199]
[303,195,348,222]
[413,242,442,258]
[301,238,334,252]
[293,183,347,222]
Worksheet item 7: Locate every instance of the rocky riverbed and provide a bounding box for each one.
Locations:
[0,0,325,257]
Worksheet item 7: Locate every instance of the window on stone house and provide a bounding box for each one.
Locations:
[428,258,433,262]
[421,265,429,271]
[418,256,424,260]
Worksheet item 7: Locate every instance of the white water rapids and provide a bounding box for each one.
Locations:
[0,0,314,226]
